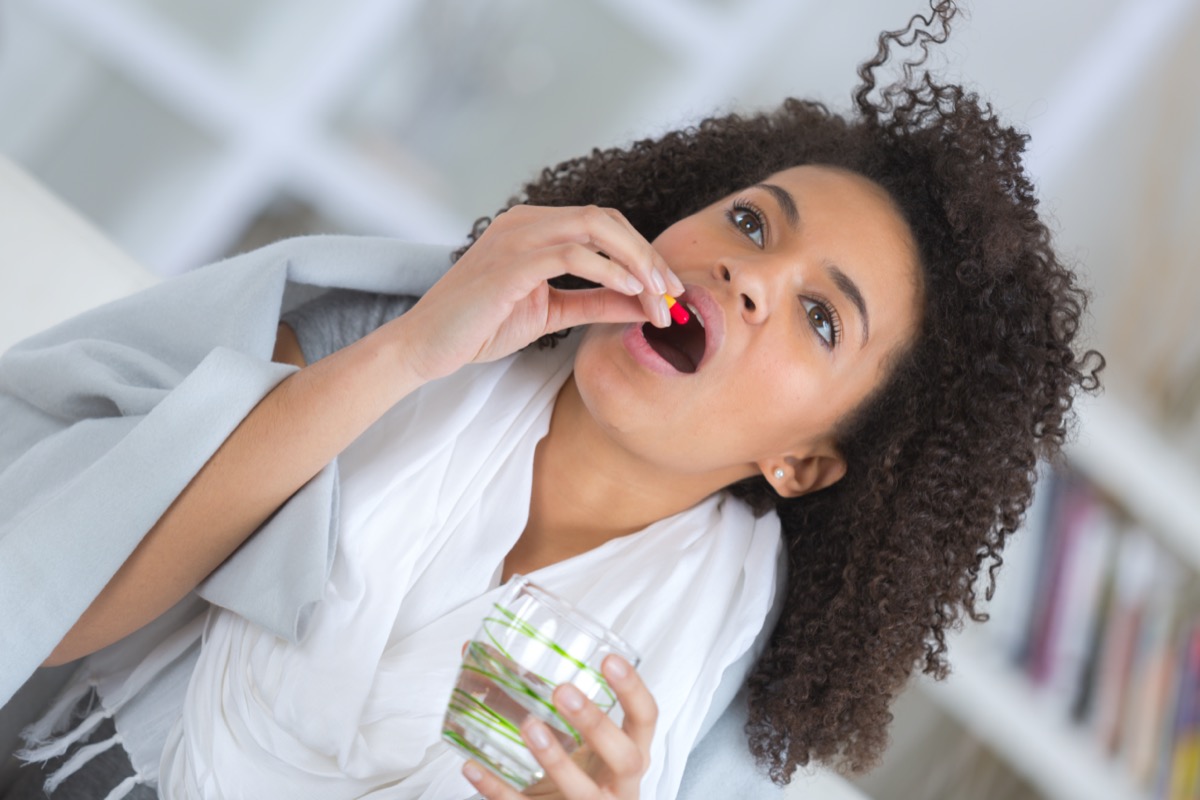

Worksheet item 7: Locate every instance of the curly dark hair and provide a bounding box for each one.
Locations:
[456,0,1103,784]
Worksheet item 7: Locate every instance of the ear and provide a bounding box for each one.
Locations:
[760,452,847,498]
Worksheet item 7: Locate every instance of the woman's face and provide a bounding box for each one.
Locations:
[573,164,922,496]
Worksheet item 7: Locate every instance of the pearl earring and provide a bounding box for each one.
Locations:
[773,468,785,480]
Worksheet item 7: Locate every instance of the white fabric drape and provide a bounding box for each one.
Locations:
[158,336,784,800]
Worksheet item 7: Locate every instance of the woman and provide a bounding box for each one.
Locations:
[5,1,1101,798]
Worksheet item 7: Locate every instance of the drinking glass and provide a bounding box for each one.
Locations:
[442,575,640,789]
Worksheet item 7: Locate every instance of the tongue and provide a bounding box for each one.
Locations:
[642,323,695,373]
[653,342,693,372]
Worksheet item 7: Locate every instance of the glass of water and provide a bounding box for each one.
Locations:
[442,575,641,789]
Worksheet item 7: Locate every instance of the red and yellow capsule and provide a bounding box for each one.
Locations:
[664,294,690,325]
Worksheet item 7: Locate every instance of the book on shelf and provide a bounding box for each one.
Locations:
[1120,558,1186,784]
[1048,482,1118,717]
[1090,526,1161,753]
[977,466,1200,800]
[984,462,1053,660]
[1161,623,1199,799]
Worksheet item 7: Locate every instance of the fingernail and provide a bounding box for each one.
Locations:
[463,762,484,782]
[649,268,667,295]
[657,297,671,327]
[525,719,551,750]
[605,655,629,679]
[666,270,685,295]
[625,274,645,294]
[558,684,585,712]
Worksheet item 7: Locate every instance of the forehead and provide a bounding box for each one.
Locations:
[773,163,920,302]
[777,164,916,267]
[763,164,915,247]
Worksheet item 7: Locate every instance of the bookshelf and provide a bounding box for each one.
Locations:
[1067,394,1200,575]
[919,636,1149,800]
[2,2,1197,800]
[913,387,1200,800]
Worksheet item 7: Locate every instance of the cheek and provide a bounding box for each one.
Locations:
[709,359,845,454]
[652,223,704,265]
[573,328,617,394]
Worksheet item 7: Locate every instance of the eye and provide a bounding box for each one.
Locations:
[728,201,766,248]
[802,298,842,348]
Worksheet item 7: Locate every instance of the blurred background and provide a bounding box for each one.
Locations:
[1,0,1197,798]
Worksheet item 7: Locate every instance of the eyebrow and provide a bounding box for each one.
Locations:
[829,264,870,346]
[758,182,871,347]
[757,183,800,228]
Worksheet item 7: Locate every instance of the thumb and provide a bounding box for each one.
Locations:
[547,288,651,333]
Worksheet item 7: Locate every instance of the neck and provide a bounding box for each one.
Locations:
[515,375,730,569]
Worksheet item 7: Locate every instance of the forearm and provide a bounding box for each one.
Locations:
[45,205,675,666]
[45,317,427,666]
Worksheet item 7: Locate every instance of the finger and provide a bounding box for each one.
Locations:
[494,203,677,293]
[532,244,646,297]
[644,293,672,329]
[461,760,528,800]
[510,207,668,302]
[604,655,658,756]
[558,210,680,325]
[552,682,645,787]
[546,288,651,333]
[598,208,686,295]
[520,716,604,800]
[528,246,670,327]
[479,210,670,327]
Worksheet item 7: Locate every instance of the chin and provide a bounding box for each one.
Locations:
[571,326,652,435]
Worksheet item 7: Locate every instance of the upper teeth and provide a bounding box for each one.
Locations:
[685,303,703,328]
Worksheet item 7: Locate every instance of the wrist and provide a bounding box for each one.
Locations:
[366,311,446,392]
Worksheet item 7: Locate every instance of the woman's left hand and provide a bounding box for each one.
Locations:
[463,654,657,800]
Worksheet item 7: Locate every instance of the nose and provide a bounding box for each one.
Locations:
[714,260,783,325]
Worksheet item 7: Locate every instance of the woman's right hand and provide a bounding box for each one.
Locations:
[394,205,685,382]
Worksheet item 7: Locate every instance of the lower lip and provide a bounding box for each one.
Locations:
[621,324,686,377]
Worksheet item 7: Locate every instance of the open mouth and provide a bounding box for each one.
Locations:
[642,301,706,373]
